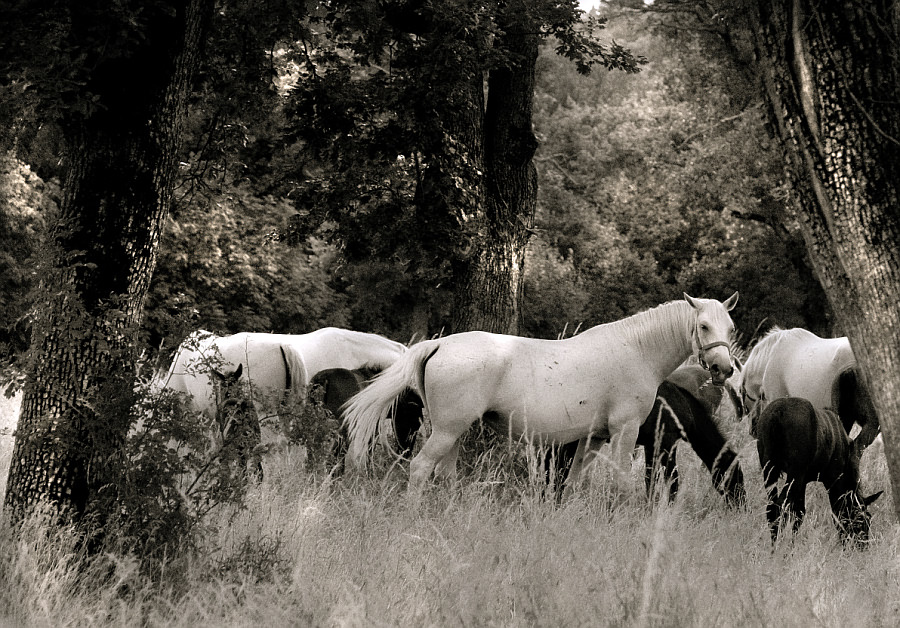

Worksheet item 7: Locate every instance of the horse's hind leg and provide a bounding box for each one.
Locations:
[662,449,678,501]
[434,441,460,481]
[761,460,781,542]
[562,438,597,498]
[643,443,677,501]
[409,428,464,492]
[546,442,578,501]
[608,413,643,492]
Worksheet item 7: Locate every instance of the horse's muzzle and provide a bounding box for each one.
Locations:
[698,340,733,384]
[708,368,731,386]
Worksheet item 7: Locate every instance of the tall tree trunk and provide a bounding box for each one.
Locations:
[449,10,538,335]
[3,0,214,527]
[752,1,900,520]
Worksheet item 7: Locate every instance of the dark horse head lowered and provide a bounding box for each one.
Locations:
[546,365,745,505]
[211,363,263,481]
[638,379,745,504]
[756,397,881,547]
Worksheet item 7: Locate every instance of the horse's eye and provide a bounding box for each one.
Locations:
[700,324,709,332]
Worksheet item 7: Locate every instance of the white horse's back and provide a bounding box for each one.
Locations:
[420,329,662,441]
[162,327,404,418]
[750,328,854,410]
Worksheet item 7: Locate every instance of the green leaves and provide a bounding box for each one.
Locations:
[529,7,823,336]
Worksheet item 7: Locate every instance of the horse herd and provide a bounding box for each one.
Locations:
[157,293,883,548]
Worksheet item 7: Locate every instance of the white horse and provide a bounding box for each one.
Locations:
[159,327,406,422]
[344,293,738,493]
[740,327,880,452]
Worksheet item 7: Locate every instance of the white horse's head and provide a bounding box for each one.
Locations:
[736,326,780,426]
[684,292,738,385]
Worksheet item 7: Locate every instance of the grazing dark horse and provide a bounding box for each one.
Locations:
[640,380,745,503]
[308,367,423,468]
[211,363,263,480]
[756,397,881,547]
[309,366,383,419]
[547,366,745,504]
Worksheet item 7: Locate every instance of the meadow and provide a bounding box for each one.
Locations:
[1,393,899,628]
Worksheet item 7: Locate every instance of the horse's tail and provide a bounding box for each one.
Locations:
[344,340,440,469]
[279,345,309,406]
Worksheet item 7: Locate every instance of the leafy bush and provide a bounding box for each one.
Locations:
[95,361,265,581]
[0,153,58,374]
[281,387,344,474]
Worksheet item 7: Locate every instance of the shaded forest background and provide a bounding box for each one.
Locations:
[0,4,827,371]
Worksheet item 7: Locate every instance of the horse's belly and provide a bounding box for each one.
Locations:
[782,363,834,409]
[497,394,616,444]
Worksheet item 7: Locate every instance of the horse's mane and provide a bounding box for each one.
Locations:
[604,300,696,355]
[746,326,786,361]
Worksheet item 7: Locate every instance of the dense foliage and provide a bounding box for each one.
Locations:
[525,9,827,340]
[0,0,885,583]
[0,4,830,361]
[0,155,58,377]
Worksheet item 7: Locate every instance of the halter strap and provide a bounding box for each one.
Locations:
[699,340,731,352]
[695,334,732,372]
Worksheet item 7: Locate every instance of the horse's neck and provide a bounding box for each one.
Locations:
[631,301,695,381]
[579,301,695,381]
[681,391,729,466]
[827,478,862,517]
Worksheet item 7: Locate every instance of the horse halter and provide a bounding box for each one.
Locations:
[698,340,731,370]
[692,322,731,372]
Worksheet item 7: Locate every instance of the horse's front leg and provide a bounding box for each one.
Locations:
[760,458,781,542]
[662,448,678,502]
[642,443,656,496]
[785,479,806,535]
[608,412,643,494]
[562,438,594,498]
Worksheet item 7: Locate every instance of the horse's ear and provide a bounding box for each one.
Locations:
[683,293,700,309]
[212,363,242,384]
[723,291,739,311]
[863,491,884,507]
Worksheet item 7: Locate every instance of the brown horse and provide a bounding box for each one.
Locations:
[756,397,881,547]
[740,328,880,457]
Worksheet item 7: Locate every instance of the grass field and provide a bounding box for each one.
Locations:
[1,396,899,627]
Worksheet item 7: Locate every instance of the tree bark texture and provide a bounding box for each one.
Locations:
[448,10,539,335]
[3,0,214,525]
[752,0,900,520]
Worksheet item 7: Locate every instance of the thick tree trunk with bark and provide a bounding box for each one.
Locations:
[3,0,213,525]
[752,0,900,520]
[448,13,539,335]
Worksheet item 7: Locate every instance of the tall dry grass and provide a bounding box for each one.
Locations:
[1,401,899,627]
